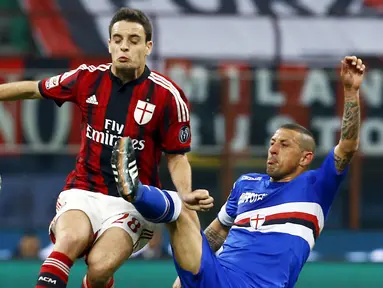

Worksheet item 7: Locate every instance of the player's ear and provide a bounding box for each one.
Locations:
[108,39,112,54]
[300,151,314,167]
[145,41,153,56]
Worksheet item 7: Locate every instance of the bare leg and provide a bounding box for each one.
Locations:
[35,210,94,287]
[167,205,203,274]
[86,228,133,288]
[53,210,94,260]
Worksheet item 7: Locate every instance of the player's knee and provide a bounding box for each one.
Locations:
[53,210,93,257]
[87,227,133,282]
[87,257,115,282]
[87,244,130,273]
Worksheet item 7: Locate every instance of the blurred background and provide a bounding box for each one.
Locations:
[0,0,383,287]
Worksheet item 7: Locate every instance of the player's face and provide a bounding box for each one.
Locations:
[108,21,152,71]
[266,129,305,181]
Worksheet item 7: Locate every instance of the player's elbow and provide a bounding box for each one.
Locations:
[30,81,43,99]
[167,154,188,171]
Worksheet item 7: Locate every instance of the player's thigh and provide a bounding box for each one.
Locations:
[174,231,231,288]
[54,210,93,247]
[97,195,156,254]
[86,227,133,276]
[167,205,203,275]
[50,190,101,257]
[87,203,155,272]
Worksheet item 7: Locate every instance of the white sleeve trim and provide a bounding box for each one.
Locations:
[217,203,235,227]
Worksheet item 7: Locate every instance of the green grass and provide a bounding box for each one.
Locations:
[0,260,382,288]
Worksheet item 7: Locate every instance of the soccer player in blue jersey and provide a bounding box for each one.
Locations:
[111,56,365,288]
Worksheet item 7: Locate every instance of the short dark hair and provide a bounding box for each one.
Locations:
[280,123,313,138]
[280,123,316,153]
[109,8,152,42]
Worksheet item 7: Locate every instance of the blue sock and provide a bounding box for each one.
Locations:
[133,184,182,223]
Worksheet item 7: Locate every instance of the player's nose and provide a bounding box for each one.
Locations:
[120,41,129,51]
[269,144,279,155]
[120,45,129,52]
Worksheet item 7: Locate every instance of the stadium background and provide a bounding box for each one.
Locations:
[0,0,383,287]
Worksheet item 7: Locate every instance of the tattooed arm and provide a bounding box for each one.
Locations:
[204,218,230,252]
[334,56,365,173]
[334,89,360,172]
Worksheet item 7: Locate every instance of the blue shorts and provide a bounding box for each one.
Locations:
[173,233,249,288]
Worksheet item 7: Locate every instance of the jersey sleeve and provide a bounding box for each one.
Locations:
[312,147,349,214]
[38,66,84,107]
[217,179,242,227]
[160,87,191,154]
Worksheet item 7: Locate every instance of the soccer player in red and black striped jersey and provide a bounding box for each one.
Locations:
[0,8,195,288]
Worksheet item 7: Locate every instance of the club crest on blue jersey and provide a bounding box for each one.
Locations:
[250,214,266,229]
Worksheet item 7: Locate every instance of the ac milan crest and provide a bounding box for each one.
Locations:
[134,100,156,125]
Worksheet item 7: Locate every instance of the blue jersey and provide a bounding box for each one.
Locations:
[216,148,348,287]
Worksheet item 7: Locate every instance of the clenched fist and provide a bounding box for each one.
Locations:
[182,189,214,212]
[340,56,366,91]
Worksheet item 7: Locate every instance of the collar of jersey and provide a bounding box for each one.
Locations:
[267,178,289,188]
[109,65,151,87]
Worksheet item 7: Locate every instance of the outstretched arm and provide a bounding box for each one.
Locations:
[0,81,42,101]
[334,56,365,173]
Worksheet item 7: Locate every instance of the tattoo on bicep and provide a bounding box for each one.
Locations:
[204,226,226,252]
[341,100,360,141]
[334,151,354,172]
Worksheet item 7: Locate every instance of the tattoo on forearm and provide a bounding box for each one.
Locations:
[336,95,360,172]
[204,227,226,252]
[340,99,360,141]
[334,151,354,172]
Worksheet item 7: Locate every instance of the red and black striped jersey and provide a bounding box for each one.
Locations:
[38,63,191,197]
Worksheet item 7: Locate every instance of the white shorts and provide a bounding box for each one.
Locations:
[49,189,156,254]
